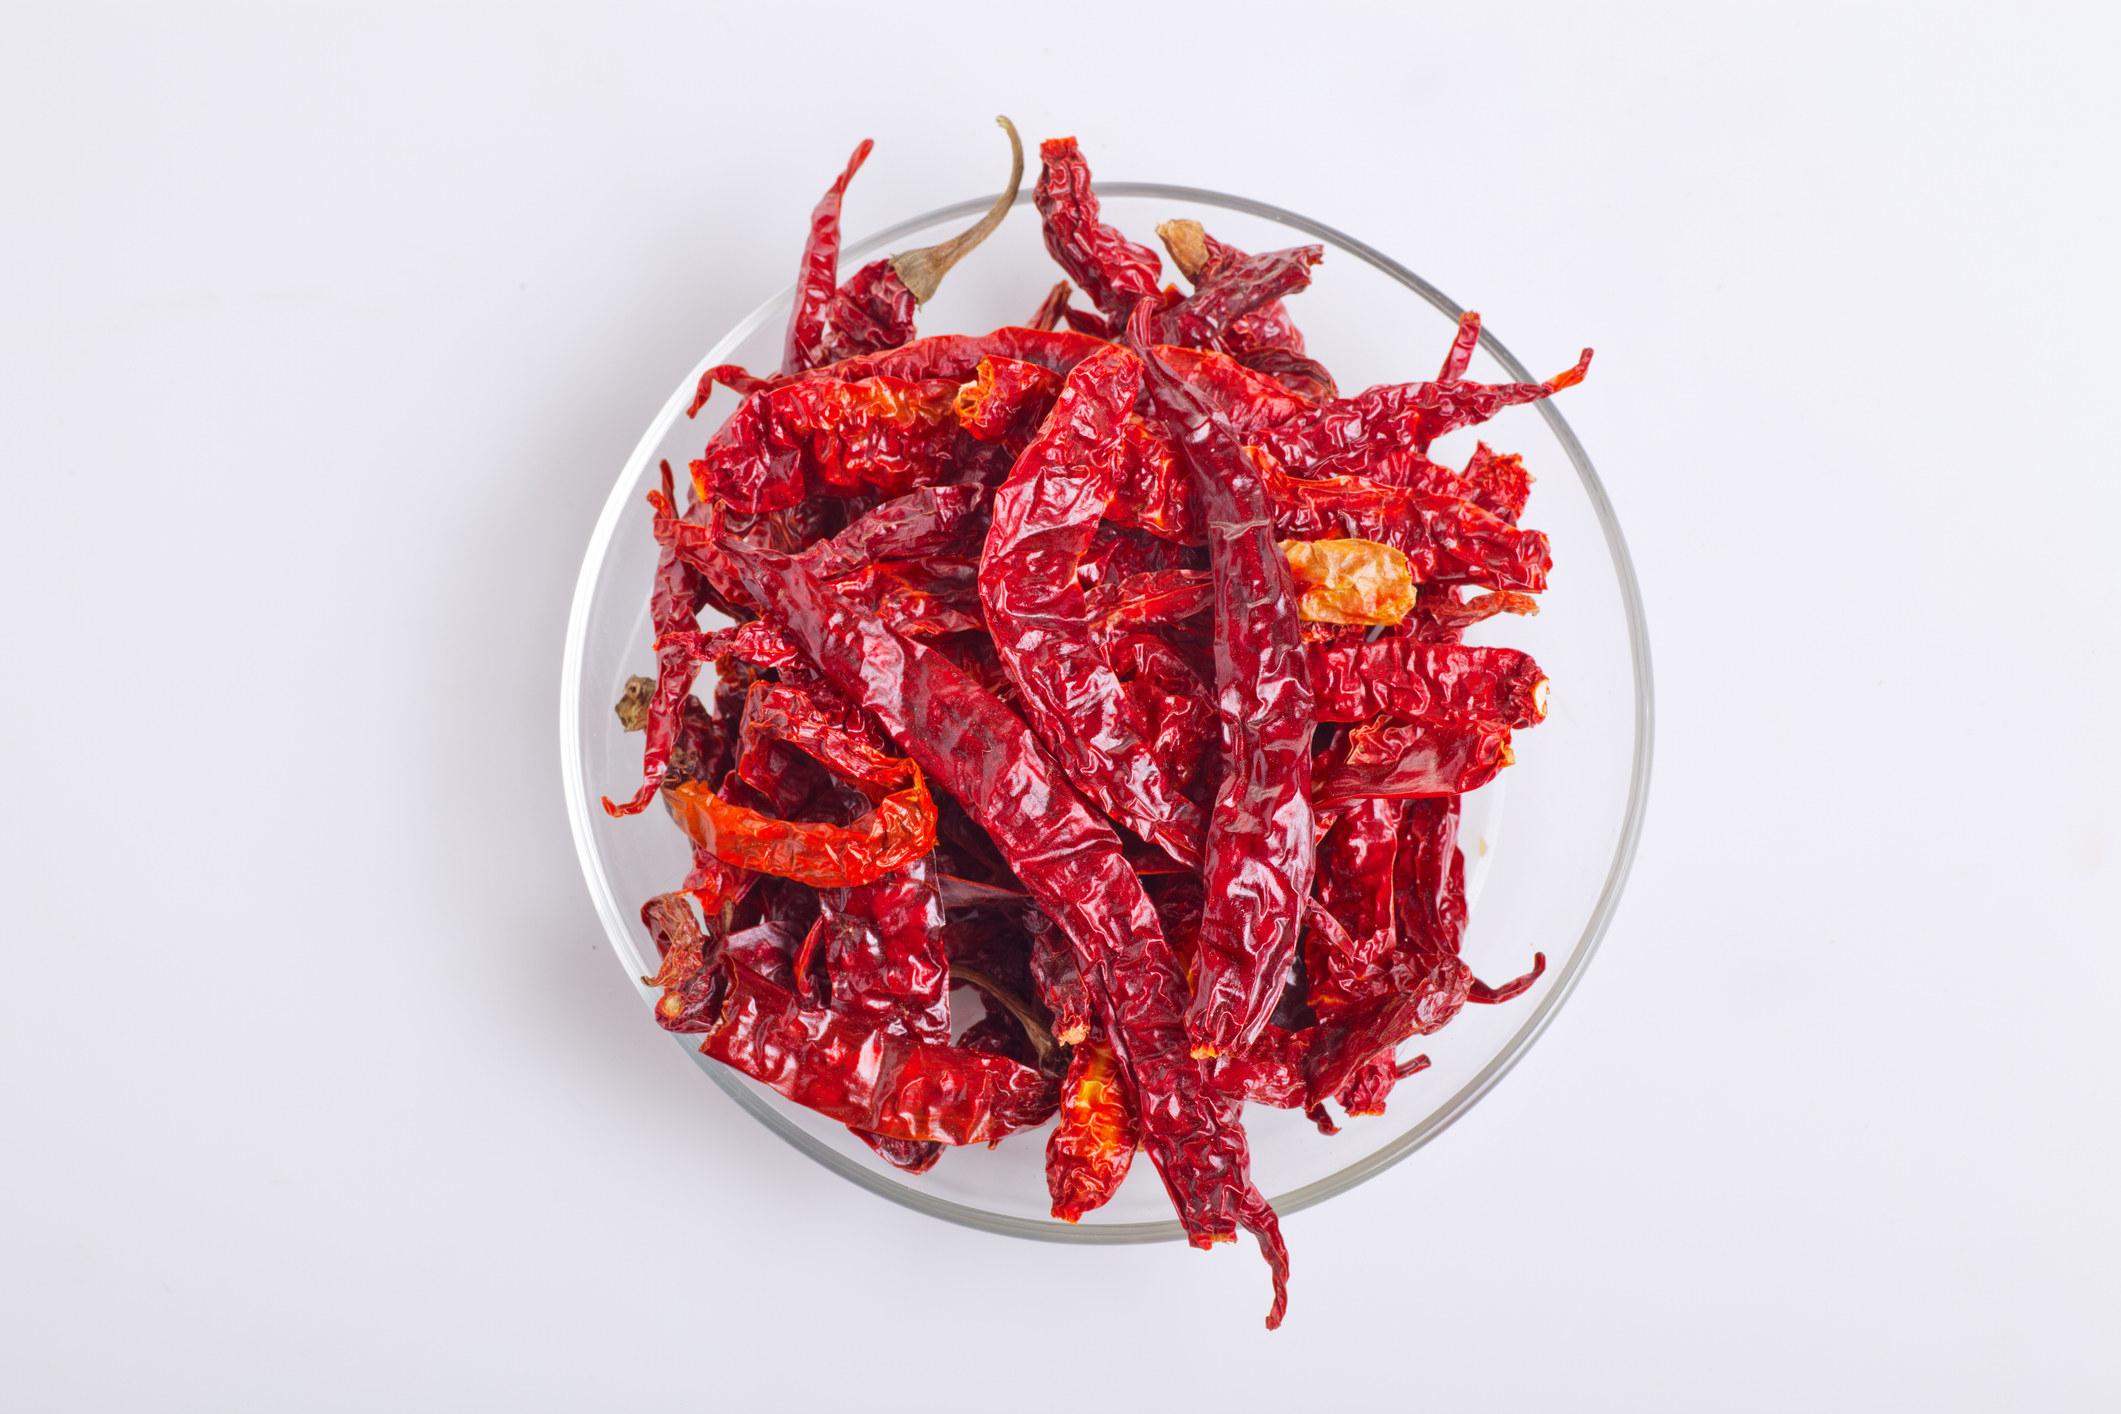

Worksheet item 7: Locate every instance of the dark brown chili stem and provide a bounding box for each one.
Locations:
[950,962,1063,1074]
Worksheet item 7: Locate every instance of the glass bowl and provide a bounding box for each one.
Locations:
[559,184,1653,1241]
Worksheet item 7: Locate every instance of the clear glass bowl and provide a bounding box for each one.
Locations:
[560,184,1653,1241]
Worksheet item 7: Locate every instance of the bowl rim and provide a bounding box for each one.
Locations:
[559,182,1655,1244]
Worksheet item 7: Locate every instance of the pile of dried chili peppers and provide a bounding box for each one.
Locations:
[604,119,1589,1329]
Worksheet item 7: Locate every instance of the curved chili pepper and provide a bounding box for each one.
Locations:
[1047,1037,1139,1222]
[1308,638,1548,727]
[797,483,989,578]
[1155,219,1338,401]
[1127,300,1315,1059]
[1033,137,1166,328]
[711,530,1289,1328]
[1311,717,1514,806]
[1264,456,1553,591]
[979,345,1207,868]
[684,948,1060,1145]
[662,775,933,888]
[1411,583,1540,641]
[1153,237,1323,354]
[604,466,712,818]
[783,139,873,376]
[665,687,937,891]
[735,679,907,799]
[1253,346,1592,468]
[779,120,1025,376]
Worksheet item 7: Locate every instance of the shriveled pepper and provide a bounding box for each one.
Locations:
[675,945,1061,1145]
[1047,1037,1139,1222]
[1033,137,1166,333]
[780,120,1026,376]
[664,689,937,888]
[1128,300,1316,1059]
[954,356,1064,448]
[1252,346,1592,471]
[1308,638,1549,727]
[1156,218,1338,401]
[1312,717,1514,806]
[979,345,1208,868]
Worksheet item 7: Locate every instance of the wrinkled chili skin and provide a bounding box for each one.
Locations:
[815,849,951,1043]
[784,140,873,376]
[1311,718,1512,806]
[979,345,1207,867]
[604,471,710,818]
[695,375,965,514]
[1128,301,1316,1059]
[1154,243,1323,353]
[1047,1038,1139,1222]
[713,531,1288,1327]
[1253,348,1592,466]
[954,356,1063,448]
[1033,137,1166,328]
[812,259,921,366]
[691,951,1060,1145]
[1308,639,1548,727]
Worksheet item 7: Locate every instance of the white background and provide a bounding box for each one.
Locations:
[3,3,2115,1408]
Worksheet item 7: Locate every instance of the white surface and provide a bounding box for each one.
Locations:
[2,4,2114,1408]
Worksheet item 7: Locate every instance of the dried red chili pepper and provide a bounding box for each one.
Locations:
[692,374,966,513]
[604,465,713,818]
[1034,137,1166,331]
[780,120,1026,376]
[1308,638,1549,728]
[1128,300,1316,1059]
[1311,717,1513,806]
[1152,233,1324,356]
[1047,1037,1139,1222]
[1262,453,1554,592]
[664,689,938,890]
[980,345,1208,867]
[672,942,1061,1145]
[1411,582,1540,640]
[782,139,874,376]
[1252,346,1591,472]
[1156,218,1338,401]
